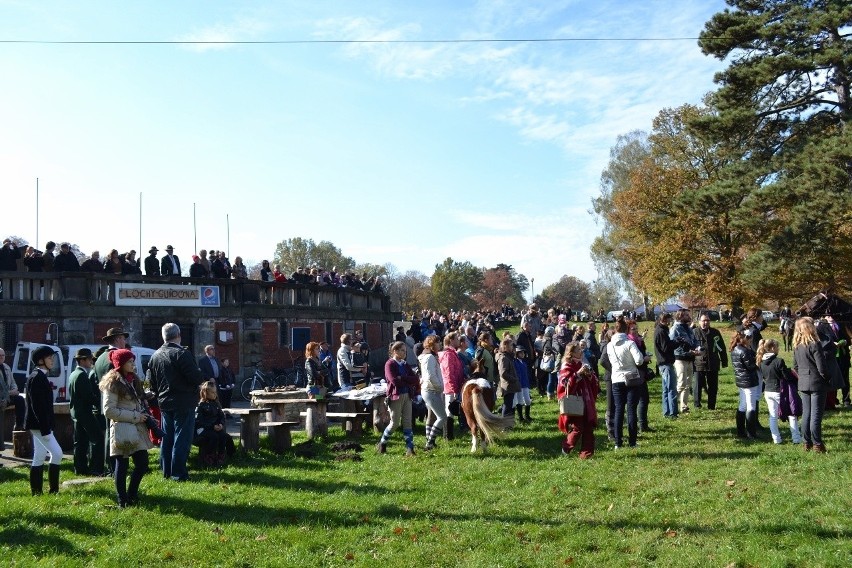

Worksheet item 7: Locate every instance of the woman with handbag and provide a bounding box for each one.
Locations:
[557,341,599,459]
[607,316,650,449]
[99,349,154,507]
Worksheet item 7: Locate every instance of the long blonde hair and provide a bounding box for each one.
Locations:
[792,317,819,348]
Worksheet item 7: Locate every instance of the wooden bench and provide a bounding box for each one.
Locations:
[228,407,271,452]
[259,421,299,453]
[268,399,327,439]
[324,412,371,438]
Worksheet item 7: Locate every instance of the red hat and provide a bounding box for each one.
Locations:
[109,348,135,370]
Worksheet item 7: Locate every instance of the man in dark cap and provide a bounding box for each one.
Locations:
[160,245,181,277]
[68,348,104,476]
[144,246,160,276]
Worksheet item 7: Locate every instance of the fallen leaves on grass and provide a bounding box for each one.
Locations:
[725,480,736,487]
[255,534,268,541]
[664,528,678,538]
[393,527,404,535]
[607,503,614,512]
[344,552,355,561]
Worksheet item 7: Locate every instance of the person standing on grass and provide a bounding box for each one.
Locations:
[792,317,830,453]
[100,349,154,507]
[757,339,802,445]
[557,341,599,459]
[495,338,520,419]
[147,323,204,481]
[513,347,532,423]
[25,346,63,495]
[68,348,105,476]
[607,317,650,449]
[731,330,760,440]
[693,313,728,410]
[626,320,653,434]
[377,342,420,456]
[654,313,678,419]
[441,332,466,439]
[670,309,699,414]
[418,335,447,450]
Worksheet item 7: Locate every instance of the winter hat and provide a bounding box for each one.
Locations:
[109,348,135,370]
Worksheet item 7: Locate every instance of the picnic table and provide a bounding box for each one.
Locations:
[331,385,389,434]
[228,407,271,452]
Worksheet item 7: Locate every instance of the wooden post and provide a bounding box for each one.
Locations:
[373,395,389,434]
[13,430,33,458]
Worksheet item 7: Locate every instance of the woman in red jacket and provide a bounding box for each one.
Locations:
[557,341,599,459]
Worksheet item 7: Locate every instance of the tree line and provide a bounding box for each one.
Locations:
[592,0,852,314]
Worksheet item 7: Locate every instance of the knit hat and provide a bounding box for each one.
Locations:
[109,348,135,370]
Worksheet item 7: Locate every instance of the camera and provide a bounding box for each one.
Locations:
[144,415,165,439]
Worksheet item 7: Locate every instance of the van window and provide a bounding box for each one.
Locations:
[140,355,151,374]
[15,348,30,372]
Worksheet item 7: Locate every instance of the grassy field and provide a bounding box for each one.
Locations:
[1,322,850,567]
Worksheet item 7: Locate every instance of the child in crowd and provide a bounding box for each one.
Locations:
[194,381,234,467]
[513,347,532,423]
[757,339,802,444]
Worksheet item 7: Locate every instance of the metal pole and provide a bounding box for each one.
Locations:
[226,214,230,258]
[139,192,142,254]
[36,177,39,247]
[193,202,197,253]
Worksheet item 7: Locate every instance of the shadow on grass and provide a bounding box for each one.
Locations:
[577,517,850,540]
[145,493,567,528]
[0,511,108,557]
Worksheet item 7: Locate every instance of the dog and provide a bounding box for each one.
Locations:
[460,378,513,452]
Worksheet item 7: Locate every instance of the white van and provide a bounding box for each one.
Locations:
[11,342,156,402]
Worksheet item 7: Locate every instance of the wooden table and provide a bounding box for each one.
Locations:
[331,390,388,434]
[228,407,271,452]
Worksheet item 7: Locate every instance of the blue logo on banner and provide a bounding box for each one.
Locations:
[200,286,220,307]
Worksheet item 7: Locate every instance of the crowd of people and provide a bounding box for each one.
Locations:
[9,301,847,505]
[16,323,242,507]
[0,238,390,296]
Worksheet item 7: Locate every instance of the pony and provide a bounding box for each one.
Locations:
[460,378,513,452]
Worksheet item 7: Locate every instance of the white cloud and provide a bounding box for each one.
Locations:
[176,16,270,52]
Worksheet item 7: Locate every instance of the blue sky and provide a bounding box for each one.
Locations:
[1,0,726,291]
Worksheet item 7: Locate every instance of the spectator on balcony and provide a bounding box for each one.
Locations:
[290,266,306,284]
[104,249,123,275]
[210,253,229,278]
[189,255,208,278]
[81,250,104,273]
[273,264,287,282]
[259,260,273,282]
[197,250,210,274]
[218,251,231,275]
[231,256,247,279]
[144,247,160,276]
[121,250,141,275]
[0,238,22,271]
[160,245,181,277]
[43,241,56,272]
[23,246,44,272]
[53,242,81,272]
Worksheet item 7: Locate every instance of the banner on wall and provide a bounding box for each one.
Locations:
[115,283,220,307]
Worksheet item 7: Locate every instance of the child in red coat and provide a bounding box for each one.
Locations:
[558,341,599,459]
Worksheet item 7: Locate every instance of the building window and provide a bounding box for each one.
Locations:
[291,327,311,352]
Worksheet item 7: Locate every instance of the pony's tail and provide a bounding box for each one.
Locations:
[470,388,513,445]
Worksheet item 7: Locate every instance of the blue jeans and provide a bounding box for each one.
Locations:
[659,364,678,417]
[160,408,195,481]
[611,381,640,447]
[800,390,827,446]
[546,371,558,396]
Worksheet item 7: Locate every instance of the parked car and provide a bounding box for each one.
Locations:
[11,342,155,402]
[761,310,777,322]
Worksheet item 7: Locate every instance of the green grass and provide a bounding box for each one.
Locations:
[1,322,850,567]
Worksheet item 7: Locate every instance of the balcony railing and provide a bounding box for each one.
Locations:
[0,272,389,311]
